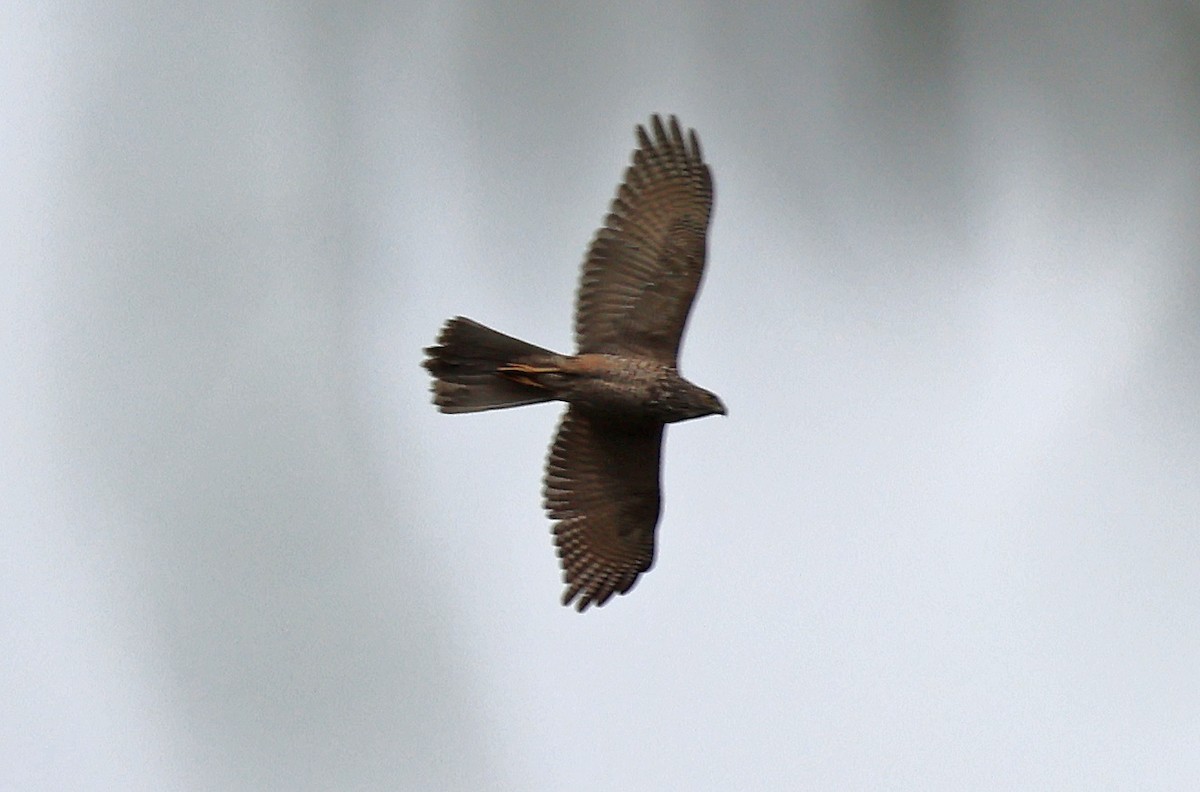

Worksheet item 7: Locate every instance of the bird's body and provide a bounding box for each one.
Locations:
[423,115,723,610]
[555,355,718,423]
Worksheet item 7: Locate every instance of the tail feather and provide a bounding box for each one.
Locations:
[423,317,559,413]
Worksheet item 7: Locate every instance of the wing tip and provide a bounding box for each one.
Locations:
[637,113,704,163]
[560,574,640,612]
[561,581,618,612]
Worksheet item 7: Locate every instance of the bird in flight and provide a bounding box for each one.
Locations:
[423,115,724,611]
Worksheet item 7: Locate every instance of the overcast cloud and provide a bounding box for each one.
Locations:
[5,2,1200,789]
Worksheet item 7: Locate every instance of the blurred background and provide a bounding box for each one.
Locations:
[4,2,1199,789]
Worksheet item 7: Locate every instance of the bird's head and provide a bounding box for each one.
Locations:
[663,382,726,423]
[700,388,727,418]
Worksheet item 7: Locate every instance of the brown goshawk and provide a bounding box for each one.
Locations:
[423,115,724,611]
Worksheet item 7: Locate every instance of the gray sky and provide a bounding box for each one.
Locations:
[5,2,1200,789]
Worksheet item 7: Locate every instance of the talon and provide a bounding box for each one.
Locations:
[498,363,561,374]
[497,362,561,389]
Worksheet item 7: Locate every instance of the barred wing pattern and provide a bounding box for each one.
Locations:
[543,408,663,611]
[575,115,714,365]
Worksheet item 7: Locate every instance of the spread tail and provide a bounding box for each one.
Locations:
[423,317,560,413]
